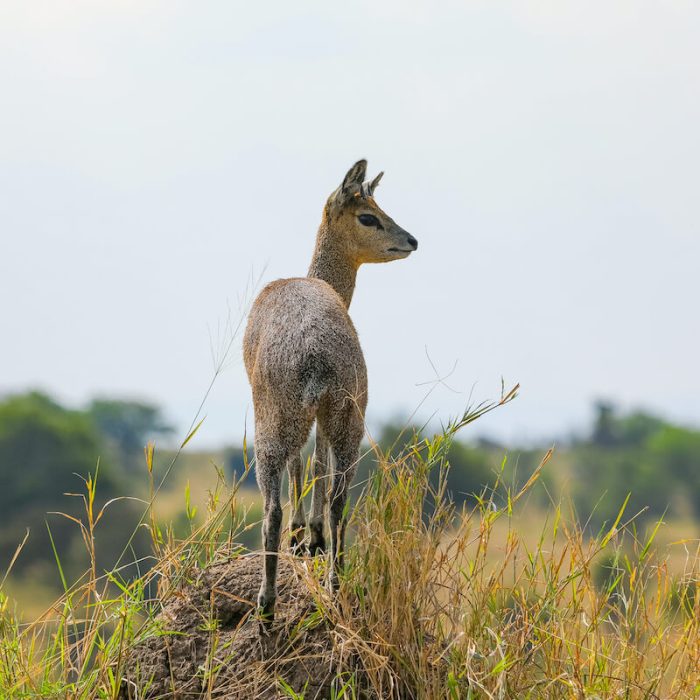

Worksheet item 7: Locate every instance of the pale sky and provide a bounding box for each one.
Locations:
[1,1,699,447]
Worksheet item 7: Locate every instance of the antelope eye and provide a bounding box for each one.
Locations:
[358,214,381,227]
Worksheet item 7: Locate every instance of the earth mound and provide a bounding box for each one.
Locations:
[119,554,340,700]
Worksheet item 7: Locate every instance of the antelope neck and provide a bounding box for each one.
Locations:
[307,222,358,308]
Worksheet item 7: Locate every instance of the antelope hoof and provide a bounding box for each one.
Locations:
[289,531,308,556]
[309,540,326,556]
[309,525,326,556]
[257,591,275,630]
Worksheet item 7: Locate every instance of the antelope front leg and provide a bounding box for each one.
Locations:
[309,427,329,555]
[287,452,307,554]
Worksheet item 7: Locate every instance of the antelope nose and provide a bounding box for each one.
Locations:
[406,233,418,250]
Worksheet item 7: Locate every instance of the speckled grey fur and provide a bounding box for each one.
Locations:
[243,159,417,620]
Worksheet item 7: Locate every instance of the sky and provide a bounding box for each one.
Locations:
[1,1,699,448]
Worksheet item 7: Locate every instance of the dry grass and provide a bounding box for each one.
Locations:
[0,390,699,698]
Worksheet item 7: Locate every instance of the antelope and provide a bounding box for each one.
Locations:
[243,159,418,621]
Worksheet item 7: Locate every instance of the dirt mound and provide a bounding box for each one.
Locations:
[120,555,340,700]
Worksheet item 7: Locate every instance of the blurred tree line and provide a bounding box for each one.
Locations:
[573,401,700,529]
[0,392,172,584]
[1,390,699,592]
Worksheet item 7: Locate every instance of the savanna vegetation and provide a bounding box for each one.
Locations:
[0,388,698,697]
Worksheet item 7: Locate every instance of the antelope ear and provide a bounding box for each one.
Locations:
[369,171,384,193]
[340,159,367,195]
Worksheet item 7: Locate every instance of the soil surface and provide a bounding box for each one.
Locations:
[119,555,339,700]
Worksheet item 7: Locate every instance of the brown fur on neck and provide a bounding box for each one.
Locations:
[306,207,361,308]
